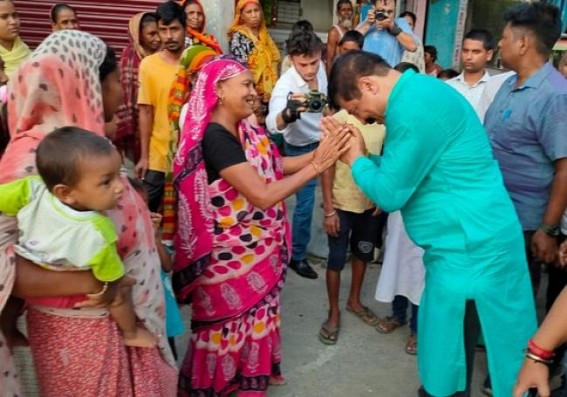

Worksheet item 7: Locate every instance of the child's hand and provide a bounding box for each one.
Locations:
[150,212,162,236]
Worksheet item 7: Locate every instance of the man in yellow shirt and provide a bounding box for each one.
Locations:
[136,1,186,211]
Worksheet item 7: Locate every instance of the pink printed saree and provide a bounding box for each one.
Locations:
[173,57,290,396]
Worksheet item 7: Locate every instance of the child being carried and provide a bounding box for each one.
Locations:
[0,127,157,348]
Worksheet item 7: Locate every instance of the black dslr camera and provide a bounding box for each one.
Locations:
[304,90,328,113]
[374,9,388,21]
[286,91,328,114]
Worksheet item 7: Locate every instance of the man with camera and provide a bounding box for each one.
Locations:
[266,31,327,279]
[356,0,417,66]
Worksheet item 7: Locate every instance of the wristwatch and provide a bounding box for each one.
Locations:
[539,223,560,237]
[389,23,403,36]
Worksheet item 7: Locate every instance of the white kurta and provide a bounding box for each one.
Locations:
[375,211,425,305]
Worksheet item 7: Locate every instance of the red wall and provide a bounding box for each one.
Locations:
[14,0,162,53]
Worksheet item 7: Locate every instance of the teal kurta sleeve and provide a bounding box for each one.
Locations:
[351,120,449,212]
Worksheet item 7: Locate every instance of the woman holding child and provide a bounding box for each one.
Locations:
[0,30,176,396]
[173,56,349,396]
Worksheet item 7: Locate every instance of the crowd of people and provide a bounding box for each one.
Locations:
[0,0,567,396]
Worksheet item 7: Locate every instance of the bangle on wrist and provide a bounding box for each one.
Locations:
[525,350,554,365]
[528,339,555,360]
[325,210,337,218]
[88,281,109,298]
[390,23,402,36]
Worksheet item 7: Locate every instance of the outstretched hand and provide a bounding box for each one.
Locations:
[513,359,550,397]
[321,116,366,167]
[312,119,352,173]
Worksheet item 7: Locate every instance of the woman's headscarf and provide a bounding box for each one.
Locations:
[0,37,31,78]
[115,12,154,162]
[172,56,248,303]
[129,12,153,60]
[168,44,218,149]
[182,0,222,54]
[0,30,174,367]
[228,0,280,101]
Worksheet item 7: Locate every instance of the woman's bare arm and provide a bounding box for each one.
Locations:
[12,255,101,299]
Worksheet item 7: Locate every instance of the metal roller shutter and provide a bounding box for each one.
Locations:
[14,0,162,53]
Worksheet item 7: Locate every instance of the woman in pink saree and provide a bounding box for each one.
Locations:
[173,56,349,396]
[0,30,177,396]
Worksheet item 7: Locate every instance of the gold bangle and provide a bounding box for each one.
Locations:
[88,282,109,298]
[309,160,320,175]
[324,210,337,217]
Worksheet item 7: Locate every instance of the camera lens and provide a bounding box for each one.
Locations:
[310,100,323,112]
[375,10,387,21]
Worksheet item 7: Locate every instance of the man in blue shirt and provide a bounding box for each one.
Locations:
[484,3,567,393]
[485,2,567,299]
[356,0,416,66]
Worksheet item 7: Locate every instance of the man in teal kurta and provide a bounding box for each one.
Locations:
[324,51,536,397]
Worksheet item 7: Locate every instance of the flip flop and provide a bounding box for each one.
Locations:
[375,316,406,334]
[346,305,379,326]
[318,321,340,345]
[405,333,417,355]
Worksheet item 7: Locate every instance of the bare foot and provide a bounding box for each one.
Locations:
[269,375,287,386]
[122,328,158,348]
[4,328,29,349]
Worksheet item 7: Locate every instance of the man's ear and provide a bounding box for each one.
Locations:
[486,49,494,62]
[359,76,378,95]
[518,33,531,56]
[52,184,76,206]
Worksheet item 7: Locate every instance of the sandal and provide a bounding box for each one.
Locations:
[269,375,287,386]
[318,321,340,345]
[375,316,406,334]
[346,305,379,326]
[405,333,417,355]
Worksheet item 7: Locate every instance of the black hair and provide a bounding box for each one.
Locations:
[338,30,364,49]
[140,12,157,28]
[399,11,417,26]
[99,45,118,82]
[290,20,313,35]
[424,45,438,61]
[503,2,561,57]
[394,62,419,73]
[372,0,394,6]
[50,3,77,24]
[36,127,115,191]
[156,0,187,28]
[437,68,459,80]
[328,51,391,109]
[286,31,324,57]
[463,29,495,51]
[336,0,353,12]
